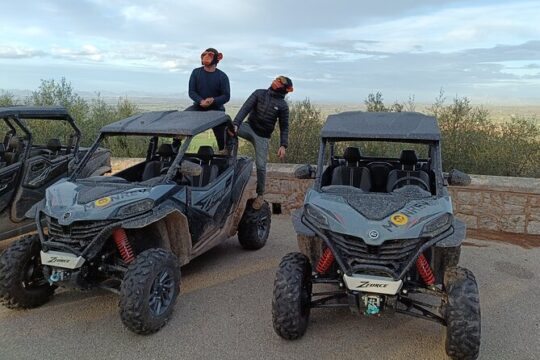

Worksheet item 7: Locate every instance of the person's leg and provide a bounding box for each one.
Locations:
[238,123,269,208]
[212,123,227,150]
[184,104,201,111]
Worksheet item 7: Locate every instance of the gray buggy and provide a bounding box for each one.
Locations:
[272,112,481,360]
[0,106,110,242]
[0,110,270,334]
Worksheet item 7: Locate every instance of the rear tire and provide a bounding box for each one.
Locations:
[0,235,55,309]
[237,199,271,250]
[272,252,312,340]
[119,248,181,335]
[444,266,481,360]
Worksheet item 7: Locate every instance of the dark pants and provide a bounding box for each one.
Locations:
[184,104,227,150]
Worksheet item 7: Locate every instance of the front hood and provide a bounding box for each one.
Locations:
[305,188,453,245]
[43,178,178,224]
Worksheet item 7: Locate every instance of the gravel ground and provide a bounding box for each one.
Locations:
[0,215,538,360]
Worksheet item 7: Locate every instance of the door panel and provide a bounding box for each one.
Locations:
[0,163,21,213]
[10,155,69,222]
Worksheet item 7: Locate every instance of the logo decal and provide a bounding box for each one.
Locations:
[368,230,379,239]
[63,212,71,220]
[390,213,408,226]
[95,197,112,207]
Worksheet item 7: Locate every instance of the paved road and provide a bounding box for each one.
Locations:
[0,216,539,360]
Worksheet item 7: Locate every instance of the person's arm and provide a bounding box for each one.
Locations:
[278,104,289,148]
[188,69,204,104]
[213,72,230,107]
[233,90,259,128]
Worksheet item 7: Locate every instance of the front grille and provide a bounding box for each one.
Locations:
[331,233,425,277]
[47,216,111,249]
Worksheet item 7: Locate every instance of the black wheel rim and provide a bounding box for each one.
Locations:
[22,254,47,289]
[148,270,175,316]
[257,214,269,239]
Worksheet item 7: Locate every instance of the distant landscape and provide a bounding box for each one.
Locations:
[1,79,539,178]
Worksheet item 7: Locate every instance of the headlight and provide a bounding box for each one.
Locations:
[116,199,154,217]
[421,213,453,237]
[304,204,328,227]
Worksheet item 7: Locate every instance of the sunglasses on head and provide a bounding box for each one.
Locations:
[200,51,215,58]
[276,76,288,85]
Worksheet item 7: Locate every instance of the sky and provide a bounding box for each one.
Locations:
[1,0,539,104]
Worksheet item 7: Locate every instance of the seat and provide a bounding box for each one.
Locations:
[191,146,218,187]
[331,147,371,191]
[46,138,62,157]
[141,143,175,181]
[4,137,24,164]
[386,150,431,192]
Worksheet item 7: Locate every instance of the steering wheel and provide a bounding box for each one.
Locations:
[391,176,430,192]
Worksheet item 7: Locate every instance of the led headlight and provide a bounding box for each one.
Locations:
[116,199,154,217]
[421,213,453,237]
[304,204,329,227]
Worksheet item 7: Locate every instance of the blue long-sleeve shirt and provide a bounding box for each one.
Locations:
[188,67,230,110]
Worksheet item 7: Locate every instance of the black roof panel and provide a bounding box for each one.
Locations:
[322,111,440,141]
[0,106,71,119]
[100,110,231,136]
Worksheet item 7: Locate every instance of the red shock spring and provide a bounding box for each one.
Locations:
[316,248,335,274]
[416,253,435,286]
[113,228,135,264]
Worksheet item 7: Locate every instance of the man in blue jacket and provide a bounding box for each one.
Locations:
[232,76,293,209]
[186,48,231,151]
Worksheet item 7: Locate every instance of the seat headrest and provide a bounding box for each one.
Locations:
[343,147,361,163]
[8,136,21,150]
[47,138,62,152]
[198,145,214,161]
[400,150,418,166]
[157,143,174,157]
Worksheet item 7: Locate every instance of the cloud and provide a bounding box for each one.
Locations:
[0,45,45,59]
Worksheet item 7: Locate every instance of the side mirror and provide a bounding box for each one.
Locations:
[180,161,202,177]
[446,169,471,186]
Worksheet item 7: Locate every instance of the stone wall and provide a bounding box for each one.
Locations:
[111,159,540,238]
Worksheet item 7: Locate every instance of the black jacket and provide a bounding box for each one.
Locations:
[233,89,289,147]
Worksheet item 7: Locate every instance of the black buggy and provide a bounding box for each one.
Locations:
[0,106,111,242]
[0,110,270,334]
[272,112,481,360]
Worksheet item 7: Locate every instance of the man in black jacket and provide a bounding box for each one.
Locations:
[232,76,293,209]
[186,48,230,151]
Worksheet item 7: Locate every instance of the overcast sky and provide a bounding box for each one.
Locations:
[1,0,539,104]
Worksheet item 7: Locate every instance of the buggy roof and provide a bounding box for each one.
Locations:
[322,111,440,141]
[100,110,231,136]
[0,106,72,120]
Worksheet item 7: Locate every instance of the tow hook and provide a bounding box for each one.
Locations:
[49,269,69,284]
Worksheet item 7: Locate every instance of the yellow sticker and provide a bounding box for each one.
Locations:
[95,197,111,207]
[390,213,408,226]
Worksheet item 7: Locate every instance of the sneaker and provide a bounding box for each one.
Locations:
[252,195,264,210]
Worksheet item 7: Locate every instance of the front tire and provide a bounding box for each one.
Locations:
[237,199,271,250]
[272,252,312,340]
[444,266,481,360]
[0,235,55,309]
[119,248,181,335]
